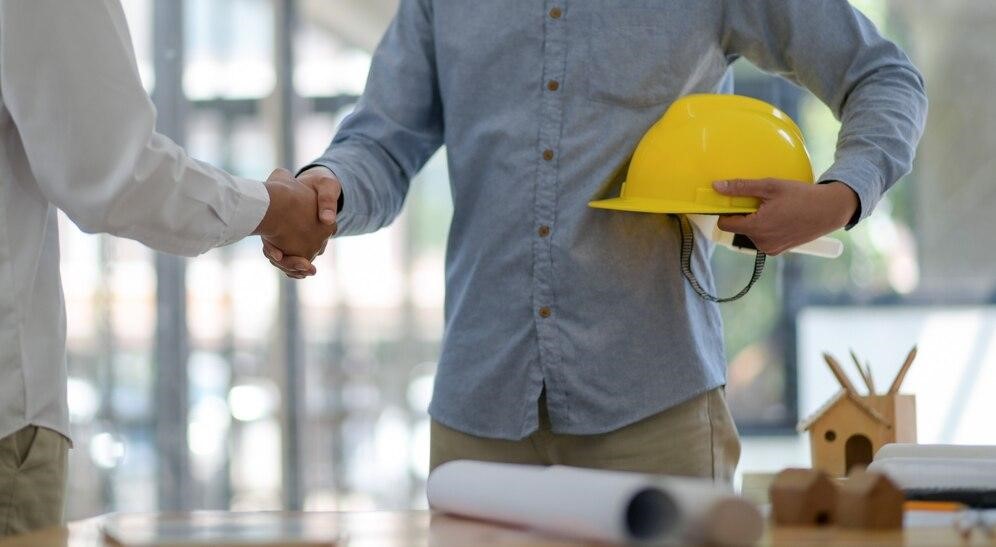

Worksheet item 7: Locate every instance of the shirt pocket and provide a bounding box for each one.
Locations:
[585,9,676,109]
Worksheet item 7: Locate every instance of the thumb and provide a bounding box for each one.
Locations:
[716,214,755,234]
[303,174,342,226]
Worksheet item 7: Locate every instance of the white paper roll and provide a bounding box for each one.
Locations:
[426,461,762,546]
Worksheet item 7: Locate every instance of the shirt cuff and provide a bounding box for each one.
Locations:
[818,158,885,229]
[218,176,270,246]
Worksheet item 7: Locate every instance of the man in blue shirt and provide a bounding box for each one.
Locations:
[270,0,927,481]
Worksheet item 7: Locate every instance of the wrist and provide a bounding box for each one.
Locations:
[301,165,334,178]
[254,180,286,237]
[822,181,860,228]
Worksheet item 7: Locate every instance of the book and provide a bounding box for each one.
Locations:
[869,444,996,508]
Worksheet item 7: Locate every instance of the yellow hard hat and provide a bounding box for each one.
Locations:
[589,94,814,215]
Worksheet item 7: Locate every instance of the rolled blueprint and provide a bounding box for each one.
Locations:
[426,460,762,546]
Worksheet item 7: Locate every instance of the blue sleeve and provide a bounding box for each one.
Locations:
[308,0,443,236]
[722,0,928,225]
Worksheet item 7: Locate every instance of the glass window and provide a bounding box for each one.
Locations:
[184,0,275,100]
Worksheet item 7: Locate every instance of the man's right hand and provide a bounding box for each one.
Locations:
[260,166,342,278]
[254,168,338,278]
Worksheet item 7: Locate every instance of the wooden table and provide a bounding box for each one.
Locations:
[0,510,993,546]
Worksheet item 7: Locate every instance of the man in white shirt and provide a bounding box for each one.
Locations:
[0,1,341,536]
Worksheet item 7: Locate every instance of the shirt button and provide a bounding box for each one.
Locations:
[546,80,560,92]
[549,7,562,19]
[542,149,555,161]
[538,225,551,238]
[539,307,552,318]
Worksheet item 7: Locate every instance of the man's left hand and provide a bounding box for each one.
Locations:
[712,179,859,256]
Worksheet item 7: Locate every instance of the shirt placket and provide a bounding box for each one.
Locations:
[532,0,570,423]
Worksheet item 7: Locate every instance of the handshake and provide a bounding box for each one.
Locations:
[253,167,342,279]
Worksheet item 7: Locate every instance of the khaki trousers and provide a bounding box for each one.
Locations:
[0,426,69,537]
[430,388,740,484]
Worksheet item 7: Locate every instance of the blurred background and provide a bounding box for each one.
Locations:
[60,0,996,518]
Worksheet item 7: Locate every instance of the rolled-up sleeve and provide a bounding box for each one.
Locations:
[0,0,269,257]
[306,0,444,236]
[721,0,928,224]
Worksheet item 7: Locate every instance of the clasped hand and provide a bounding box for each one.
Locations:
[254,168,341,278]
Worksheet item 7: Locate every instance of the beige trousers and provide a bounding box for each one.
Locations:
[431,388,740,484]
[0,426,69,537]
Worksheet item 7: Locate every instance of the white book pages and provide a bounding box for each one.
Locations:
[868,457,996,490]
[872,443,996,493]
[876,443,996,461]
[426,461,762,546]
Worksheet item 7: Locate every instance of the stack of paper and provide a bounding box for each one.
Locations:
[869,444,996,507]
[426,460,762,546]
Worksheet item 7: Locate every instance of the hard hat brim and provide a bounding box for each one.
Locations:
[588,197,757,215]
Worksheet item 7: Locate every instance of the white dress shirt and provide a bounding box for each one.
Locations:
[0,1,270,443]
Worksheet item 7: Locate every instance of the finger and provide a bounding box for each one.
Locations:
[262,239,283,262]
[716,214,755,234]
[268,257,298,276]
[273,260,314,278]
[265,252,313,276]
[713,178,779,200]
[303,175,342,225]
[277,255,317,275]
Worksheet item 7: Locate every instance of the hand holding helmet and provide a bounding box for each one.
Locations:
[589,94,852,302]
[713,178,858,256]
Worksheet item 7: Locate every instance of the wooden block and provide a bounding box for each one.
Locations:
[836,469,905,530]
[769,469,837,527]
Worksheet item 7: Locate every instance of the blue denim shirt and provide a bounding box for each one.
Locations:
[309,0,927,440]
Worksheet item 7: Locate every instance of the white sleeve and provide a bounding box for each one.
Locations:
[0,0,269,257]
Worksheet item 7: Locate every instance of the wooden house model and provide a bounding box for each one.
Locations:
[836,468,905,529]
[798,348,918,477]
[769,468,837,526]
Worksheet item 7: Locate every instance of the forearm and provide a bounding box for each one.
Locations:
[301,0,444,237]
[1,0,269,256]
[819,64,928,224]
[97,133,269,256]
[724,0,928,224]
[306,135,416,237]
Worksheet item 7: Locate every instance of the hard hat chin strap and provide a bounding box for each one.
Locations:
[675,215,766,303]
